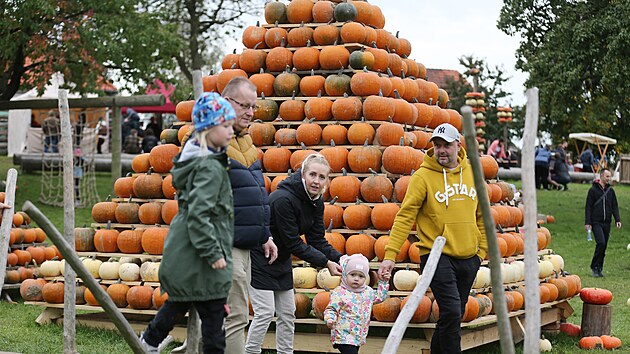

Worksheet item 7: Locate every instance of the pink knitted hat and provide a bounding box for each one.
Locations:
[340,254,369,292]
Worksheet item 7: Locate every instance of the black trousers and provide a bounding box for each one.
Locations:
[535,164,549,189]
[334,344,359,354]
[143,298,227,354]
[421,254,481,354]
[590,222,611,271]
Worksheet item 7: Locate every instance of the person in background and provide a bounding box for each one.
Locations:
[145,116,161,138]
[535,145,551,190]
[551,142,571,190]
[140,92,236,354]
[123,128,142,154]
[42,110,60,153]
[324,254,390,354]
[96,117,108,154]
[487,138,507,161]
[246,154,343,354]
[142,128,159,153]
[585,168,621,277]
[580,146,595,173]
[220,77,278,354]
[378,123,487,354]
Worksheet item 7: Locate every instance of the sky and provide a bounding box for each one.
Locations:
[227,0,529,106]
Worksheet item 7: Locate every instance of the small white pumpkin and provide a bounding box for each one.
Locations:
[140,261,160,282]
[82,257,103,278]
[538,260,554,279]
[512,260,525,281]
[119,262,141,281]
[316,268,341,290]
[119,256,141,265]
[539,337,552,352]
[393,269,420,291]
[542,254,564,273]
[98,259,121,280]
[39,260,62,277]
[60,259,66,276]
[293,267,318,289]
[473,267,491,288]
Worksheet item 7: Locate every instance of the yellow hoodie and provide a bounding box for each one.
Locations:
[384,146,487,261]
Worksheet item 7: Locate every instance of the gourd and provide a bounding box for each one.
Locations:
[316,268,341,290]
[293,266,318,289]
[539,337,552,352]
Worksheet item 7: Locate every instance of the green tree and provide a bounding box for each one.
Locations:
[0,0,181,100]
[147,0,262,101]
[498,0,630,152]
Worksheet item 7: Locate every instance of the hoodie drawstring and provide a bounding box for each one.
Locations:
[442,168,448,207]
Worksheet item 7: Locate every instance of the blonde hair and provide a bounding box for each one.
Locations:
[301,153,331,175]
[196,129,212,156]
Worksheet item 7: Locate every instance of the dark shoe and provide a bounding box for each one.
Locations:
[591,269,601,277]
[598,269,605,277]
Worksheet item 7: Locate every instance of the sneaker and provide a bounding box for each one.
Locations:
[591,269,601,277]
[141,335,159,354]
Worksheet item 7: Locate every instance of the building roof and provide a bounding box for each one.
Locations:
[426,69,470,91]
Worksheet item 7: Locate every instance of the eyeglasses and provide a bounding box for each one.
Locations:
[226,97,258,111]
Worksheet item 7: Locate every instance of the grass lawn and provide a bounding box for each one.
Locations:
[1,156,629,353]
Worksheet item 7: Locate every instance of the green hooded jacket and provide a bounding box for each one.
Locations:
[159,142,234,301]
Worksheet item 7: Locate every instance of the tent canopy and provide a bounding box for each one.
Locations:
[128,79,176,114]
[568,133,617,145]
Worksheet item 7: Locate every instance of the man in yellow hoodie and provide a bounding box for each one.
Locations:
[378,122,487,354]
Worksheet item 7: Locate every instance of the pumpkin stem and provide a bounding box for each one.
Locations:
[396,30,400,39]
[330,139,336,147]
[280,37,286,48]
[291,90,296,100]
[261,92,266,100]
[105,194,112,202]
[368,167,378,176]
[386,67,394,78]
[378,88,383,97]
[274,20,279,27]
[106,220,112,230]
[341,167,348,176]
[381,195,388,203]
[428,98,433,105]
[412,97,419,103]
[317,89,322,98]
[497,224,504,233]
[399,136,405,146]
[310,68,315,76]
[230,63,237,69]
[327,220,333,233]
[343,92,349,98]
[401,69,406,79]
[127,195,133,203]
[363,138,369,147]
[306,39,312,47]
[125,172,132,177]
[393,89,401,100]
[301,142,307,150]
[232,48,237,54]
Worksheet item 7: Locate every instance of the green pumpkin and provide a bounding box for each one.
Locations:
[273,69,301,97]
[333,2,357,22]
[324,73,352,96]
[254,96,280,122]
[160,129,180,145]
[265,1,288,24]
[349,50,375,70]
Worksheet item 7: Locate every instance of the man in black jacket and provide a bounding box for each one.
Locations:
[585,168,622,277]
[222,77,278,354]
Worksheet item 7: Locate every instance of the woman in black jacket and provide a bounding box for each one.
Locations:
[245,153,343,354]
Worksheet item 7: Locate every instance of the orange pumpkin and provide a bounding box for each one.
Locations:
[141,227,168,255]
[372,297,402,322]
[345,233,376,260]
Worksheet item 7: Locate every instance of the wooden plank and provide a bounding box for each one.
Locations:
[256,331,429,353]
[0,95,165,110]
[26,301,162,316]
[260,42,366,53]
[77,250,163,260]
[261,21,347,29]
[43,277,160,287]
[0,168,18,293]
[71,313,189,343]
[266,120,433,129]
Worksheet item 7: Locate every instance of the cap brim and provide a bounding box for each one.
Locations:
[430,134,458,143]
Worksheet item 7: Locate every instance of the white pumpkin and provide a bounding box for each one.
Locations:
[473,267,491,288]
[316,268,341,290]
[83,257,103,278]
[393,269,420,291]
[538,260,554,279]
[59,259,66,276]
[98,260,121,280]
[512,260,525,281]
[39,260,62,277]
[539,338,552,352]
[119,263,141,281]
[118,256,142,265]
[293,267,318,289]
[140,261,160,282]
[542,254,564,273]
[500,263,517,284]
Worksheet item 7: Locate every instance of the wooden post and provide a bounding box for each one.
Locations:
[382,236,445,354]
[172,70,205,354]
[461,106,515,354]
[22,201,147,354]
[522,87,541,353]
[581,303,612,336]
[0,169,18,291]
[58,90,77,353]
[0,95,165,110]
[111,99,122,188]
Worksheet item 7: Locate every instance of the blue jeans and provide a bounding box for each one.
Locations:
[44,136,59,153]
[143,298,228,354]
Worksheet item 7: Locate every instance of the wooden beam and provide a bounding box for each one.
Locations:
[461,106,515,354]
[21,201,147,354]
[382,236,445,354]
[0,95,165,110]
[111,103,122,186]
[0,168,18,291]
[58,90,77,353]
[522,87,542,354]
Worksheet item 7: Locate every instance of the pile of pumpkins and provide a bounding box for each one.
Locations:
[24,256,168,311]
[74,222,168,256]
[465,91,486,151]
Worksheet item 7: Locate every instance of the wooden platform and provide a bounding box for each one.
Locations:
[27,299,572,353]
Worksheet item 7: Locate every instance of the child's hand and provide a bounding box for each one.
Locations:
[212,258,226,269]
[326,320,335,329]
[380,271,391,281]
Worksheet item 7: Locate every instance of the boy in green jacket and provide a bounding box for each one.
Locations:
[378,123,487,354]
[141,92,236,354]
